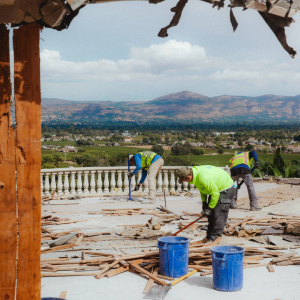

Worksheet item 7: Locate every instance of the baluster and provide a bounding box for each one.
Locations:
[131,173,136,189]
[143,177,149,194]
[57,172,63,195]
[77,171,83,194]
[96,170,103,194]
[183,180,188,191]
[70,171,76,195]
[90,171,96,194]
[41,174,44,197]
[83,171,89,194]
[124,171,129,193]
[64,172,70,195]
[117,170,123,193]
[176,177,182,192]
[44,173,50,196]
[137,172,142,185]
[163,170,169,193]
[170,170,175,193]
[103,170,109,193]
[50,172,57,195]
[157,171,163,193]
[189,183,195,191]
[110,170,116,194]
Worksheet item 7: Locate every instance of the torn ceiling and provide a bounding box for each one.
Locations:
[0,0,298,57]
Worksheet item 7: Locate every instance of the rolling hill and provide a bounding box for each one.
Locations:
[41,91,300,123]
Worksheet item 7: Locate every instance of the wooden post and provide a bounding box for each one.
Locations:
[14,23,41,300]
[0,24,18,300]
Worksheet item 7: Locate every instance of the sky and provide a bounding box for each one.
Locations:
[36,0,300,102]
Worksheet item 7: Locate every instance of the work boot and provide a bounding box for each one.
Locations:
[250,206,262,211]
[201,237,210,244]
[230,205,237,209]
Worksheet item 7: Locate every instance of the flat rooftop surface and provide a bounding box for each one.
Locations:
[41,181,300,300]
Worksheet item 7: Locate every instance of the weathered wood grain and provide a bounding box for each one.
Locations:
[14,23,41,300]
[0,23,17,300]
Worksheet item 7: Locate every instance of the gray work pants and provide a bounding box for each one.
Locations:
[148,158,164,199]
[206,187,235,241]
[231,173,258,208]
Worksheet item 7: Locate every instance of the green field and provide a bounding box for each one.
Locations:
[41,141,300,169]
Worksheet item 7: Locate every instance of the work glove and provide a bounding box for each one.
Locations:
[134,185,140,191]
[127,172,134,179]
[254,161,260,168]
[201,208,213,217]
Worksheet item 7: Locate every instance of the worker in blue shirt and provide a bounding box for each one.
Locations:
[128,151,164,201]
[229,150,261,211]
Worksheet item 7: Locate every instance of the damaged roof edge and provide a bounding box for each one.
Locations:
[0,0,298,57]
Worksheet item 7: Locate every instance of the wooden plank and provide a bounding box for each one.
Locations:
[267,265,275,272]
[74,234,84,246]
[41,272,98,277]
[226,215,255,232]
[59,291,67,298]
[106,266,129,278]
[14,23,41,300]
[0,23,17,300]
[143,267,159,294]
[41,243,75,254]
[95,260,120,279]
[128,262,168,286]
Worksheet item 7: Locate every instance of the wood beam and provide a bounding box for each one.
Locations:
[0,23,17,300]
[14,23,41,300]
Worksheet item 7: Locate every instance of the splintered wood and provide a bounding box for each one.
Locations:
[100,208,168,216]
[0,23,18,300]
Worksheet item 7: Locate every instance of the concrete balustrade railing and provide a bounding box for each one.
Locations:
[41,166,230,197]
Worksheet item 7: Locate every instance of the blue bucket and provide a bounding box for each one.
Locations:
[210,245,245,292]
[157,236,190,278]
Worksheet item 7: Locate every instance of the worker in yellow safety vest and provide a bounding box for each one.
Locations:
[177,165,236,242]
[128,151,164,202]
[229,151,261,211]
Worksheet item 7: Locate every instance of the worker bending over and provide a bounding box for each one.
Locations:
[128,151,164,202]
[177,165,235,242]
[229,151,261,211]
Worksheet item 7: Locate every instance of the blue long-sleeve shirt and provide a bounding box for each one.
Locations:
[132,153,162,184]
[231,150,258,171]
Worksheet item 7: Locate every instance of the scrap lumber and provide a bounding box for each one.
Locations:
[41,243,75,254]
[267,265,275,272]
[128,262,168,286]
[42,272,99,277]
[59,291,67,298]
[143,267,159,294]
[95,260,120,279]
[226,215,255,233]
[106,266,129,278]
[74,234,84,246]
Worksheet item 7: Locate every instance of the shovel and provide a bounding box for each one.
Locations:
[144,269,198,300]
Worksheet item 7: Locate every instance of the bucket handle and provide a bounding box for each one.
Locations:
[157,244,168,250]
[212,253,227,261]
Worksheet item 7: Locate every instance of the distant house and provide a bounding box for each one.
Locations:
[123,138,133,142]
[59,147,78,153]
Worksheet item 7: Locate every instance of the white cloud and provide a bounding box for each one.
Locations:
[40,39,300,90]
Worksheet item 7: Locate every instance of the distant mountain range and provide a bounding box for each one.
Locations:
[41,91,300,123]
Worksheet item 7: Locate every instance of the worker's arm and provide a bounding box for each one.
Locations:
[200,192,207,203]
[249,151,258,162]
[139,169,148,184]
[132,154,142,175]
[200,177,220,209]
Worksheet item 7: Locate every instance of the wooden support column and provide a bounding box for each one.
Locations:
[14,23,41,300]
[0,24,17,300]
